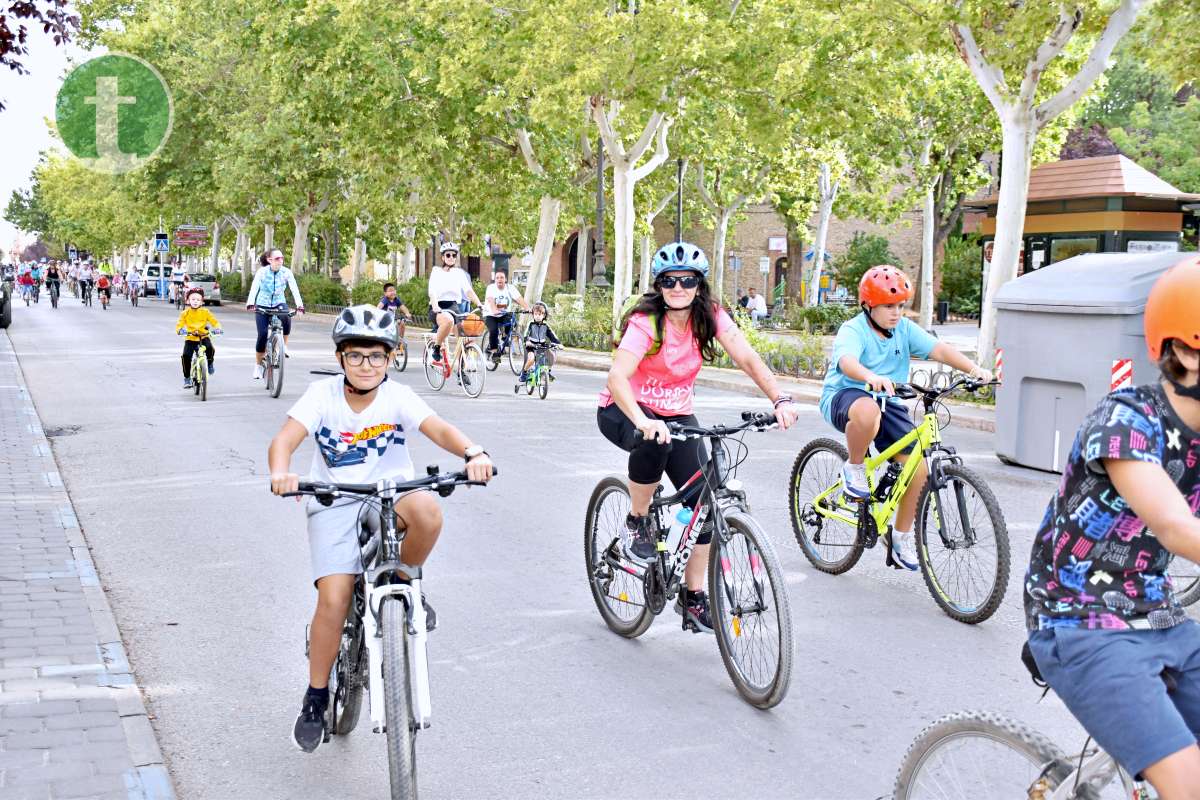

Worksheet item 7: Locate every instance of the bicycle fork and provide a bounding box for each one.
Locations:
[363,580,432,733]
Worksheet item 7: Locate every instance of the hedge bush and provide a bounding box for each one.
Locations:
[298,273,348,307]
[939,236,983,316]
[350,279,387,306]
[782,303,858,335]
[833,232,903,291]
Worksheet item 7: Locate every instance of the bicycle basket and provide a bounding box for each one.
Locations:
[459,313,485,336]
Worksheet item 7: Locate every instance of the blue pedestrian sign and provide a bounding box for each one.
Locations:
[154,232,170,253]
[68,248,78,261]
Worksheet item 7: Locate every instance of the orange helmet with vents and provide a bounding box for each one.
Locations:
[1144,255,1200,361]
[858,265,913,307]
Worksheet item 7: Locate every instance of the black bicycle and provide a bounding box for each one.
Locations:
[485,311,525,375]
[584,412,794,709]
[81,280,93,307]
[285,466,495,800]
[47,281,60,309]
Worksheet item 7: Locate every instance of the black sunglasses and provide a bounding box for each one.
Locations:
[658,275,700,290]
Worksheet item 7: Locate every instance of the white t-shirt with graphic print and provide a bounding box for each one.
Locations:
[287,376,435,485]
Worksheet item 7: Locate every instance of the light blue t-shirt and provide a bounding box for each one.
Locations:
[819,314,938,424]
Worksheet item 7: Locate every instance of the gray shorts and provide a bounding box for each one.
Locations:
[306,498,379,583]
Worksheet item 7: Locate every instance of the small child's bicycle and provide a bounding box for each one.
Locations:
[513,343,559,399]
[180,326,221,402]
[788,378,1009,624]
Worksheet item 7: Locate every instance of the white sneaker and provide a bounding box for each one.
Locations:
[841,462,869,500]
[890,529,919,571]
[253,364,264,380]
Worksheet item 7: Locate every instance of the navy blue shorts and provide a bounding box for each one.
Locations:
[828,387,915,455]
[1028,621,1200,778]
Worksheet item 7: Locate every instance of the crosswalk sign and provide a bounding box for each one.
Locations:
[154,232,170,252]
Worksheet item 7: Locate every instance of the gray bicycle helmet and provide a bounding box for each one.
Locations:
[651,241,709,279]
[332,304,399,349]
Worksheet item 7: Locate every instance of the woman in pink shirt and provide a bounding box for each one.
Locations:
[598,241,799,632]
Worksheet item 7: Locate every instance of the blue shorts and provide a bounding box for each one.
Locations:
[1027,621,1200,778]
[828,387,915,455]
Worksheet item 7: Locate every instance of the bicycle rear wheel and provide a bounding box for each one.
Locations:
[423,341,446,390]
[381,598,417,800]
[459,343,485,398]
[270,339,285,398]
[894,711,1098,800]
[788,438,864,574]
[709,510,793,709]
[1170,558,1200,607]
[584,476,654,638]
[915,463,1009,624]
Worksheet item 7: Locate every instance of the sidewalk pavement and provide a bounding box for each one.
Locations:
[218,301,997,433]
[0,333,174,800]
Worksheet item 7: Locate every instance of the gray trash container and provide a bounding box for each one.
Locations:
[993,251,1192,473]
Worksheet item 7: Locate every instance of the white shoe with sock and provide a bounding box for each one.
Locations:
[841,461,869,500]
[891,528,919,571]
[253,363,264,380]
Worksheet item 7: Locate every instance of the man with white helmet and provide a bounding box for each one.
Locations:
[267,304,494,753]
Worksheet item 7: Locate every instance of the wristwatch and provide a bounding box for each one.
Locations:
[464,445,487,462]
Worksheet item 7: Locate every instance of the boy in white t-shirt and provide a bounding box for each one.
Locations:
[267,304,493,753]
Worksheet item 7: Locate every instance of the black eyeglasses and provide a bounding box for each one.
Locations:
[343,352,388,367]
[658,275,700,290]
[442,253,458,259]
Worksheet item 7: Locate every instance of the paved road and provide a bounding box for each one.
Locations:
[7,294,1112,799]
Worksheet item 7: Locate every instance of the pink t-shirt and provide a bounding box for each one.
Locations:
[598,306,735,416]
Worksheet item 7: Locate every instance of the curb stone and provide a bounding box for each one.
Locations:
[0,332,176,800]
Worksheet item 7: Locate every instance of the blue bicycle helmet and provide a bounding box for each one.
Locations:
[651,241,709,279]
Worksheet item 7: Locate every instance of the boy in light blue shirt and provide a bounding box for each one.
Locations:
[820,265,991,569]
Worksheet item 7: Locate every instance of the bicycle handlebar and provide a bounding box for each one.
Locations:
[281,467,498,502]
[867,378,1000,401]
[634,411,778,443]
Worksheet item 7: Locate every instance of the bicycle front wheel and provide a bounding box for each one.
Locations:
[393,342,408,373]
[423,342,446,391]
[788,438,864,574]
[381,598,417,800]
[915,463,1009,624]
[583,476,654,638]
[270,339,285,398]
[1170,558,1200,607]
[537,369,548,399]
[459,343,485,398]
[894,711,1085,800]
[709,510,793,709]
[508,334,524,375]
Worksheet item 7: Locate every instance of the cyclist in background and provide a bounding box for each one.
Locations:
[126,265,142,301]
[482,270,530,357]
[378,282,413,342]
[29,262,42,303]
[246,249,305,380]
[43,262,62,306]
[95,272,112,309]
[598,241,798,632]
[177,288,222,388]
[266,306,492,752]
[78,261,95,304]
[819,265,991,570]
[1025,259,1200,798]
[517,301,561,384]
[169,260,187,305]
[16,267,34,303]
[427,243,482,364]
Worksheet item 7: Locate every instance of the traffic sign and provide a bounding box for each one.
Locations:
[154,232,170,252]
[173,226,208,248]
[68,249,78,261]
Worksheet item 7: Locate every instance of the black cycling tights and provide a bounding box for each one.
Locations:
[255,307,292,353]
[597,403,711,544]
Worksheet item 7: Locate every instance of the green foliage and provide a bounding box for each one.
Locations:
[939,236,983,316]
[783,303,858,335]
[219,272,244,299]
[1109,97,1200,194]
[298,274,348,307]
[832,232,903,292]
[350,279,387,306]
[393,277,429,316]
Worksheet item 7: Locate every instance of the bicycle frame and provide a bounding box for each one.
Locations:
[359,478,432,733]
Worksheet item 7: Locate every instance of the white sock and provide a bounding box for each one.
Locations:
[845,462,868,485]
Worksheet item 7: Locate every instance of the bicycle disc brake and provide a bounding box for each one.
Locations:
[857,503,879,549]
[643,566,666,615]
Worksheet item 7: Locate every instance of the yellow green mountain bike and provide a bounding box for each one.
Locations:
[788,378,1009,624]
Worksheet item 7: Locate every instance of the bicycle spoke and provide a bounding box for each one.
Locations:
[592,488,645,622]
[906,734,1053,798]
[922,478,1001,616]
[717,530,781,692]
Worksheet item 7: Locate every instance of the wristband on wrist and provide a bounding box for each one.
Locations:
[773,394,794,408]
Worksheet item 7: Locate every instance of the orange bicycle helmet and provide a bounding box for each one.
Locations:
[859,265,913,306]
[1144,255,1200,361]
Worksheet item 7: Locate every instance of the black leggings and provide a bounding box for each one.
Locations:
[484,313,513,352]
[255,307,292,353]
[182,338,215,377]
[597,403,712,543]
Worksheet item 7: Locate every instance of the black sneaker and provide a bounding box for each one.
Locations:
[431,344,442,362]
[292,692,327,753]
[675,589,714,634]
[622,513,657,565]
